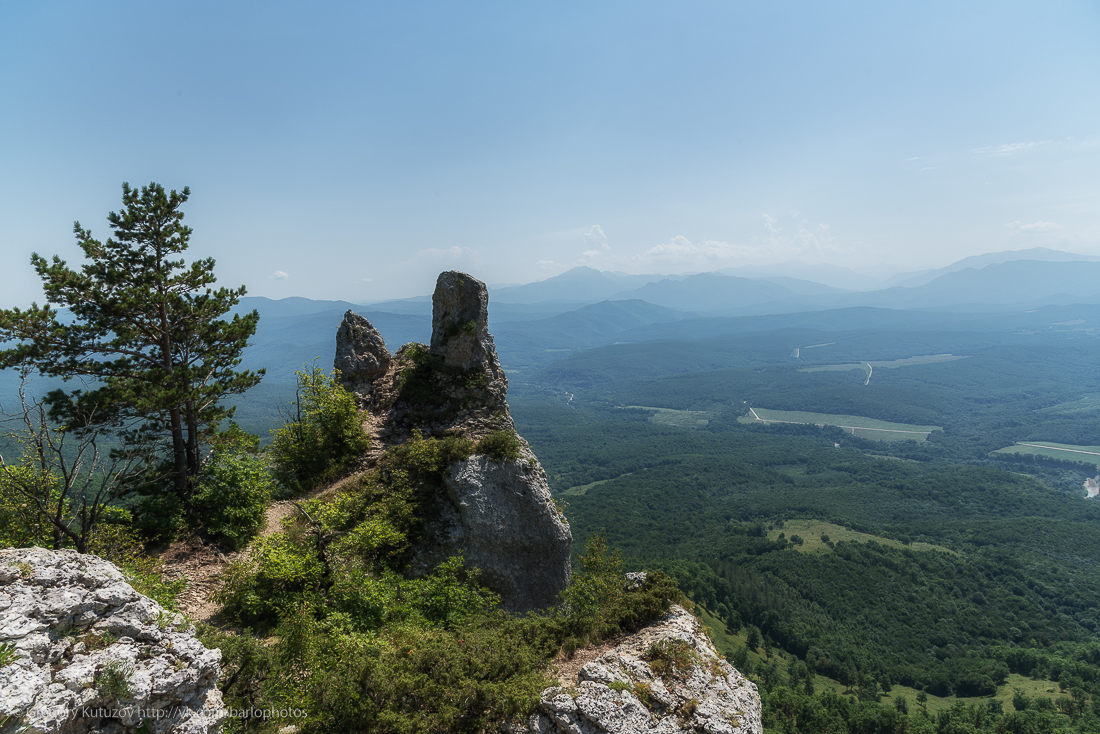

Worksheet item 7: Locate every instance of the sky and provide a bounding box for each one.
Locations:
[2,0,1099,305]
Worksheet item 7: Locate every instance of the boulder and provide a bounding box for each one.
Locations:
[334,311,391,396]
[409,445,572,612]
[0,547,225,734]
[504,605,762,734]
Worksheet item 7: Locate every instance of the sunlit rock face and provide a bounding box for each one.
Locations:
[504,605,763,734]
[0,547,225,734]
[334,310,391,398]
[339,270,571,614]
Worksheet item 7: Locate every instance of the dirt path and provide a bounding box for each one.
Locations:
[158,472,364,625]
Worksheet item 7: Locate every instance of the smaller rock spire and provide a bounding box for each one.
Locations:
[334,311,391,397]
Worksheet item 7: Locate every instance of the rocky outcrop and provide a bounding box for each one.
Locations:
[506,605,761,734]
[0,547,225,734]
[408,446,572,612]
[344,271,571,613]
[334,310,391,398]
[431,271,506,377]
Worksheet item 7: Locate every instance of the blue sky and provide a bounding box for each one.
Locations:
[2,1,1099,304]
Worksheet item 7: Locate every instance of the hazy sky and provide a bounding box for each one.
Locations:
[3,1,1099,305]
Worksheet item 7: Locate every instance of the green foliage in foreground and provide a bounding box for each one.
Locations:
[192,449,273,549]
[208,430,682,733]
[268,365,369,493]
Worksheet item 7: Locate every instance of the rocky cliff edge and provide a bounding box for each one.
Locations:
[335,271,571,613]
[508,604,762,734]
[0,547,225,734]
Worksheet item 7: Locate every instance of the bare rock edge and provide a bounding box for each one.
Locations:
[0,547,225,734]
[506,605,763,734]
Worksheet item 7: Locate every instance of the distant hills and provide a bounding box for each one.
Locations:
[228,249,1100,381]
[886,247,1100,288]
[489,266,673,304]
[7,247,1100,430]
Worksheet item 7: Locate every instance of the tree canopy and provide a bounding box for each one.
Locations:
[0,182,263,502]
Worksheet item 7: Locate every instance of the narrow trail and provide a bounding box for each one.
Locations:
[864,363,873,385]
[158,469,368,625]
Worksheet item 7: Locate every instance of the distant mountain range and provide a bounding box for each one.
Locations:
[489,267,675,304]
[885,247,1100,288]
[228,249,1100,380]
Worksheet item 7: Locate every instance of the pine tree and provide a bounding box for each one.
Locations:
[0,182,263,503]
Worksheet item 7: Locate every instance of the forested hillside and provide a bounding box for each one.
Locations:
[504,302,1100,732]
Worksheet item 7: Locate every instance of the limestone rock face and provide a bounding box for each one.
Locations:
[334,310,391,396]
[505,605,762,734]
[347,270,571,612]
[409,446,572,613]
[0,547,225,734]
[429,271,507,407]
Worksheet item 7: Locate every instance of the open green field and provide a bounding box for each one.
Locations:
[627,405,720,429]
[993,441,1100,469]
[738,407,941,442]
[559,469,646,496]
[801,353,967,373]
[766,519,954,555]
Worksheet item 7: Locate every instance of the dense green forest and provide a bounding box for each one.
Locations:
[500,308,1100,733]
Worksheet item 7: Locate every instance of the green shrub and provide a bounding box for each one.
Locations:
[382,430,475,482]
[289,616,552,734]
[130,487,188,545]
[96,660,134,699]
[475,430,522,463]
[216,533,326,626]
[560,535,682,645]
[269,365,369,492]
[645,637,700,681]
[194,450,274,549]
[0,463,56,549]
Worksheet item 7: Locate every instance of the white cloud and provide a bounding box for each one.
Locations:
[582,225,608,249]
[536,260,560,270]
[361,277,374,282]
[271,270,289,280]
[570,214,851,273]
[974,140,1051,156]
[1005,220,1063,234]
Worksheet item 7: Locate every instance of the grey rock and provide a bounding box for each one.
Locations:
[429,272,508,406]
[505,605,761,734]
[0,547,226,734]
[410,445,572,613]
[624,572,648,591]
[334,311,391,396]
[334,270,571,614]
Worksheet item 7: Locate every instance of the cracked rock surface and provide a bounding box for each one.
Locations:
[0,547,225,734]
[503,605,761,734]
